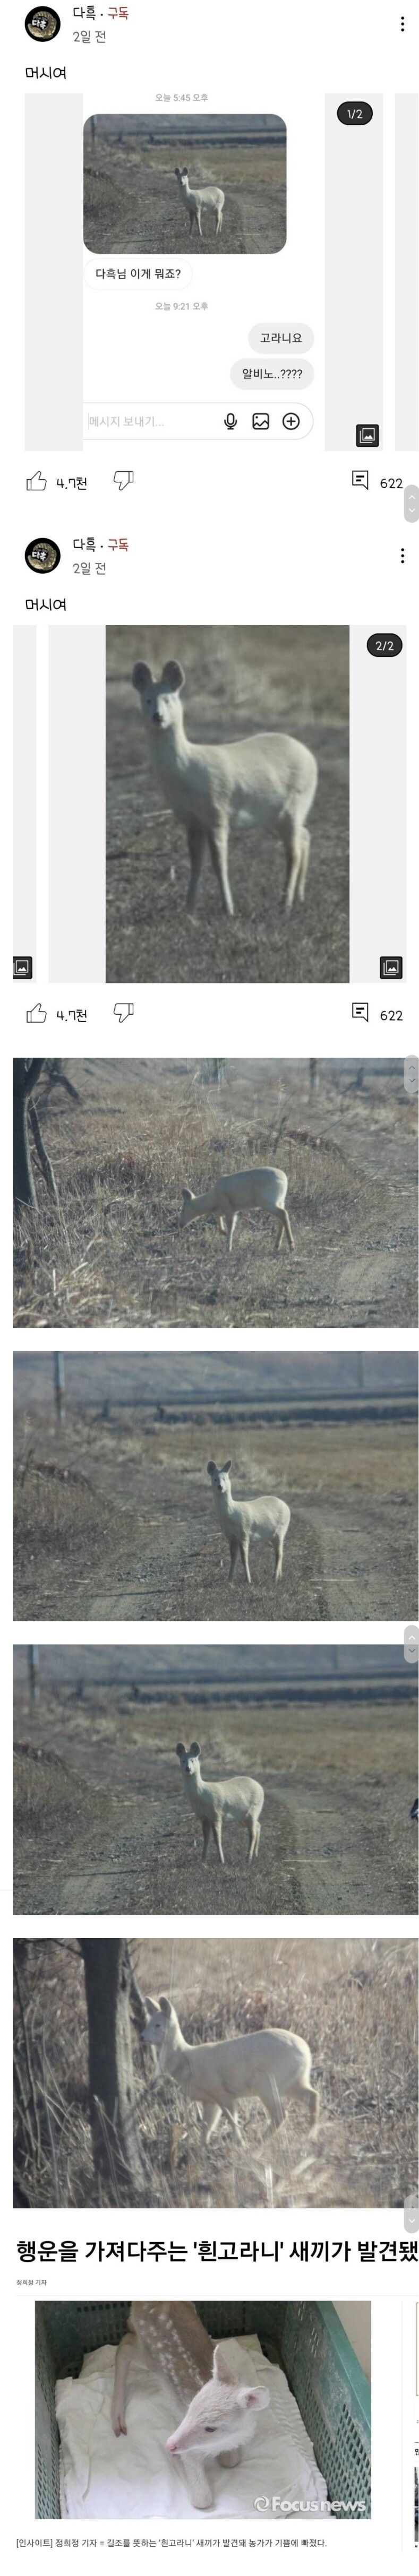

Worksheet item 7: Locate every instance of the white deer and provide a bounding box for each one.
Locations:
[180,1164,295,1255]
[132,659,318,921]
[175,166,225,238]
[207,1457,290,1585]
[112,2300,269,2510]
[142,1995,319,2145]
[175,1738,264,1864]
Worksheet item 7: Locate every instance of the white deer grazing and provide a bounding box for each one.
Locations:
[175,1739,264,1864]
[142,1995,319,2146]
[207,1457,290,1585]
[175,166,225,238]
[181,1164,295,1255]
[112,2300,268,2509]
[132,659,318,921]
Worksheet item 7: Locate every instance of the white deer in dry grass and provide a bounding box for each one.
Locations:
[142,1995,319,2146]
[112,2300,269,2509]
[132,659,318,921]
[175,1738,264,1863]
[207,1456,290,1584]
[180,1164,295,1255]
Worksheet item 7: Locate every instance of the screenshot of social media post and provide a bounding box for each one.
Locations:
[6,9,419,2570]
[21,8,418,452]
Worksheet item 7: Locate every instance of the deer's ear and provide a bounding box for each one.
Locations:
[132,661,152,695]
[207,1459,217,1480]
[189,1741,201,1759]
[213,2346,236,2385]
[144,1995,159,2015]
[239,2387,270,2413]
[222,1459,232,1474]
[161,659,184,694]
[158,1994,171,2017]
[175,1742,186,1760]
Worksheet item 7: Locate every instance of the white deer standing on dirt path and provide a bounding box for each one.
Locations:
[132,659,318,921]
[112,2300,269,2509]
[207,1457,290,1585]
[175,1739,264,1863]
[175,166,225,237]
[142,1995,320,2146]
[180,1164,295,1254]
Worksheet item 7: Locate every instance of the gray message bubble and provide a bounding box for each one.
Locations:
[249,322,314,353]
[231,358,313,391]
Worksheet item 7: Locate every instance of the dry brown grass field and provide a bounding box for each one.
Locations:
[105,628,349,983]
[13,1058,417,1330]
[83,119,286,257]
[13,1652,418,1917]
[13,1352,418,1624]
[13,1936,417,2210]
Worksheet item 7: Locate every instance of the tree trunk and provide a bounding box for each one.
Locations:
[13,1060,44,1209]
[81,1939,147,2201]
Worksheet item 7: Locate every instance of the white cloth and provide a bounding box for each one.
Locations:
[55,2330,329,2521]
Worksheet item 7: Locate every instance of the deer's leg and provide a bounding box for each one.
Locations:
[281,1207,295,1252]
[247,1821,257,1862]
[212,1817,225,1864]
[186,823,206,917]
[298,824,311,901]
[281,806,305,913]
[112,2330,136,2435]
[208,822,234,918]
[240,1537,251,1585]
[274,1533,284,1583]
[185,2456,212,2510]
[229,1538,238,1580]
[201,1819,211,1863]
[204,2103,223,2141]
[196,206,202,237]
[276,1213,285,1251]
[227,1209,238,1252]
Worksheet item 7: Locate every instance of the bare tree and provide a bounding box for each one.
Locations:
[13,1060,44,1207]
[81,1939,148,2200]
[13,1058,58,1212]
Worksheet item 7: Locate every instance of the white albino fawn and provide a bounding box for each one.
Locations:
[175,166,225,239]
[175,1738,264,1863]
[142,1994,319,2147]
[132,658,318,921]
[207,1457,290,1585]
[112,2300,268,2509]
[180,1164,295,1255]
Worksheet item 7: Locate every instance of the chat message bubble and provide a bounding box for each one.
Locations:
[249,322,314,352]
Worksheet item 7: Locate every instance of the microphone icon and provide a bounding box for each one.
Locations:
[224,411,237,429]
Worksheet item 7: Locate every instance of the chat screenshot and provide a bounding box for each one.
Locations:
[5,0,419,2564]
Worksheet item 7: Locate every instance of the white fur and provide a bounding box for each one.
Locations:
[112,2302,267,2510]
[132,659,318,921]
[175,1739,264,1863]
[181,1165,295,1255]
[207,1456,290,1585]
[175,166,225,238]
[142,1996,319,2149]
